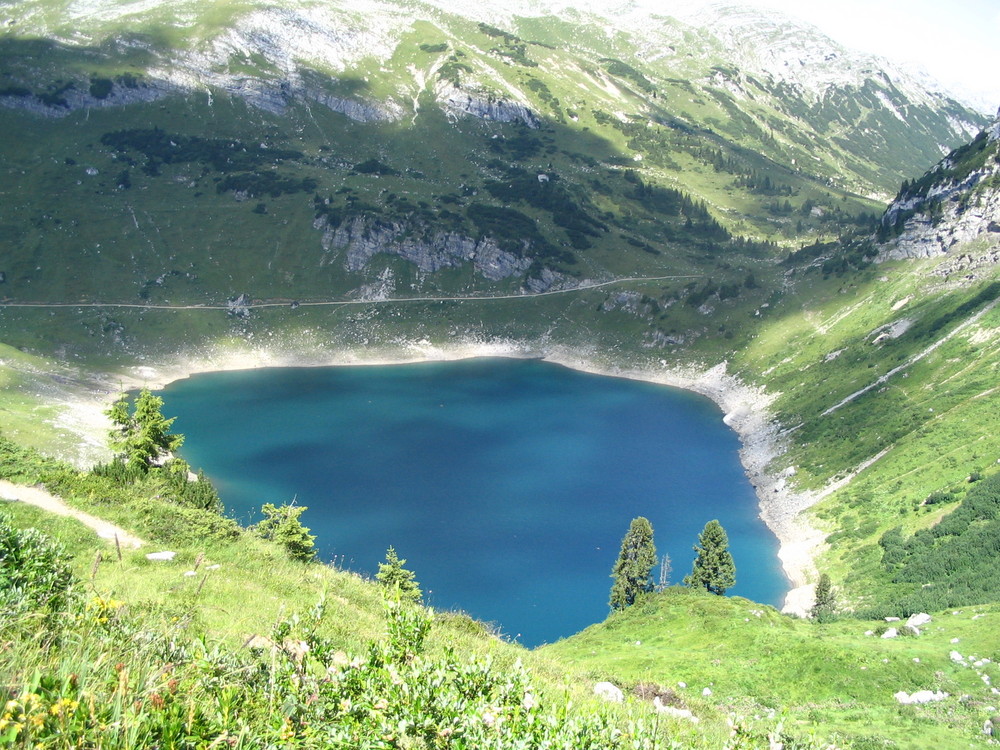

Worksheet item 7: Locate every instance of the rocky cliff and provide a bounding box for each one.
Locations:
[876,109,1000,274]
[313,215,536,283]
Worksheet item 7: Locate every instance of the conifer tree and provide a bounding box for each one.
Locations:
[810,573,837,622]
[254,502,316,562]
[609,517,657,610]
[106,388,184,472]
[376,547,422,603]
[684,519,736,595]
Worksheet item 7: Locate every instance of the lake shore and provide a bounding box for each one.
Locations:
[63,337,823,616]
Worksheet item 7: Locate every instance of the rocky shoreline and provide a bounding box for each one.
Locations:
[56,337,822,616]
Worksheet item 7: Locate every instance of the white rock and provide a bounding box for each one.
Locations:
[146,551,176,561]
[895,690,948,705]
[950,651,966,663]
[951,638,961,644]
[885,617,901,622]
[881,628,898,639]
[183,570,197,577]
[864,630,874,636]
[702,687,712,696]
[906,613,932,628]
[677,682,686,689]
[653,699,699,723]
[593,682,624,703]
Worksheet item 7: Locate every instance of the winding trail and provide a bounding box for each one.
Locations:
[0,275,698,311]
[0,480,144,549]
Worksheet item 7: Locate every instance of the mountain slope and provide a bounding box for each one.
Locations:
[0,0,985,323]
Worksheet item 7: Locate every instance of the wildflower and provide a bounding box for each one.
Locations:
[29,713,45,728]
[522,692,536,711]
[372,698,388,711]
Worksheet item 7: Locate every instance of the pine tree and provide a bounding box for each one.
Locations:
[684,519,736,595]
[376,547,422,603]
[106,388,184,472]
[254,502,316,562]
[609,517,657,610]
[810,573,837,622]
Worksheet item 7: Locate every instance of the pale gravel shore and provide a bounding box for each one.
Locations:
[53,337,824,616]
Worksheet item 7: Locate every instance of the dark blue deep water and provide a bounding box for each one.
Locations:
[161,357,785,647]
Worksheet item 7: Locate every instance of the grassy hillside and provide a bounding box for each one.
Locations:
[3,437,999,748]
[543,589,1000,749]
[0,441,821,749]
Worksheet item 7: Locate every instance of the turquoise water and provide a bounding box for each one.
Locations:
[162,357,786,647]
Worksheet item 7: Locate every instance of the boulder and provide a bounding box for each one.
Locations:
[145,550,176,561]
[881,628,898,639]
[895,690,948,705]
[653,700,699,723]
[593,682,624,703]
[906,612,932,628]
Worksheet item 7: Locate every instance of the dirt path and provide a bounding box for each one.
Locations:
[0,274,700,311]
[0,479,144,549]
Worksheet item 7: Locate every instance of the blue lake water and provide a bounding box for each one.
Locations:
[161,357,786,647]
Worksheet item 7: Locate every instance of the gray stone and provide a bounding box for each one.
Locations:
[593,682,624,703]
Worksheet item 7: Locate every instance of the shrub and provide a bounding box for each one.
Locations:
[0,512,75,621]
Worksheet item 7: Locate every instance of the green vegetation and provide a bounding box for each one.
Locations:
[543,588,1000,748]
[683,520,735,596]
[253,502,317,562]
[0,512,74,623]
[609,517,657,611]
[105,387,183,472]
[376,546,422,603]
[864,474,1000,618]
[0,508,662,748]
[0,2,998,745]
[810,573,837,623]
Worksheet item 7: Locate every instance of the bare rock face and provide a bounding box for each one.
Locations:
[435,82,540,128]
[314,215,533,281]
[876,109,1000,267]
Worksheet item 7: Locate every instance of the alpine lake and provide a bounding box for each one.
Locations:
[161,357,786,647]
